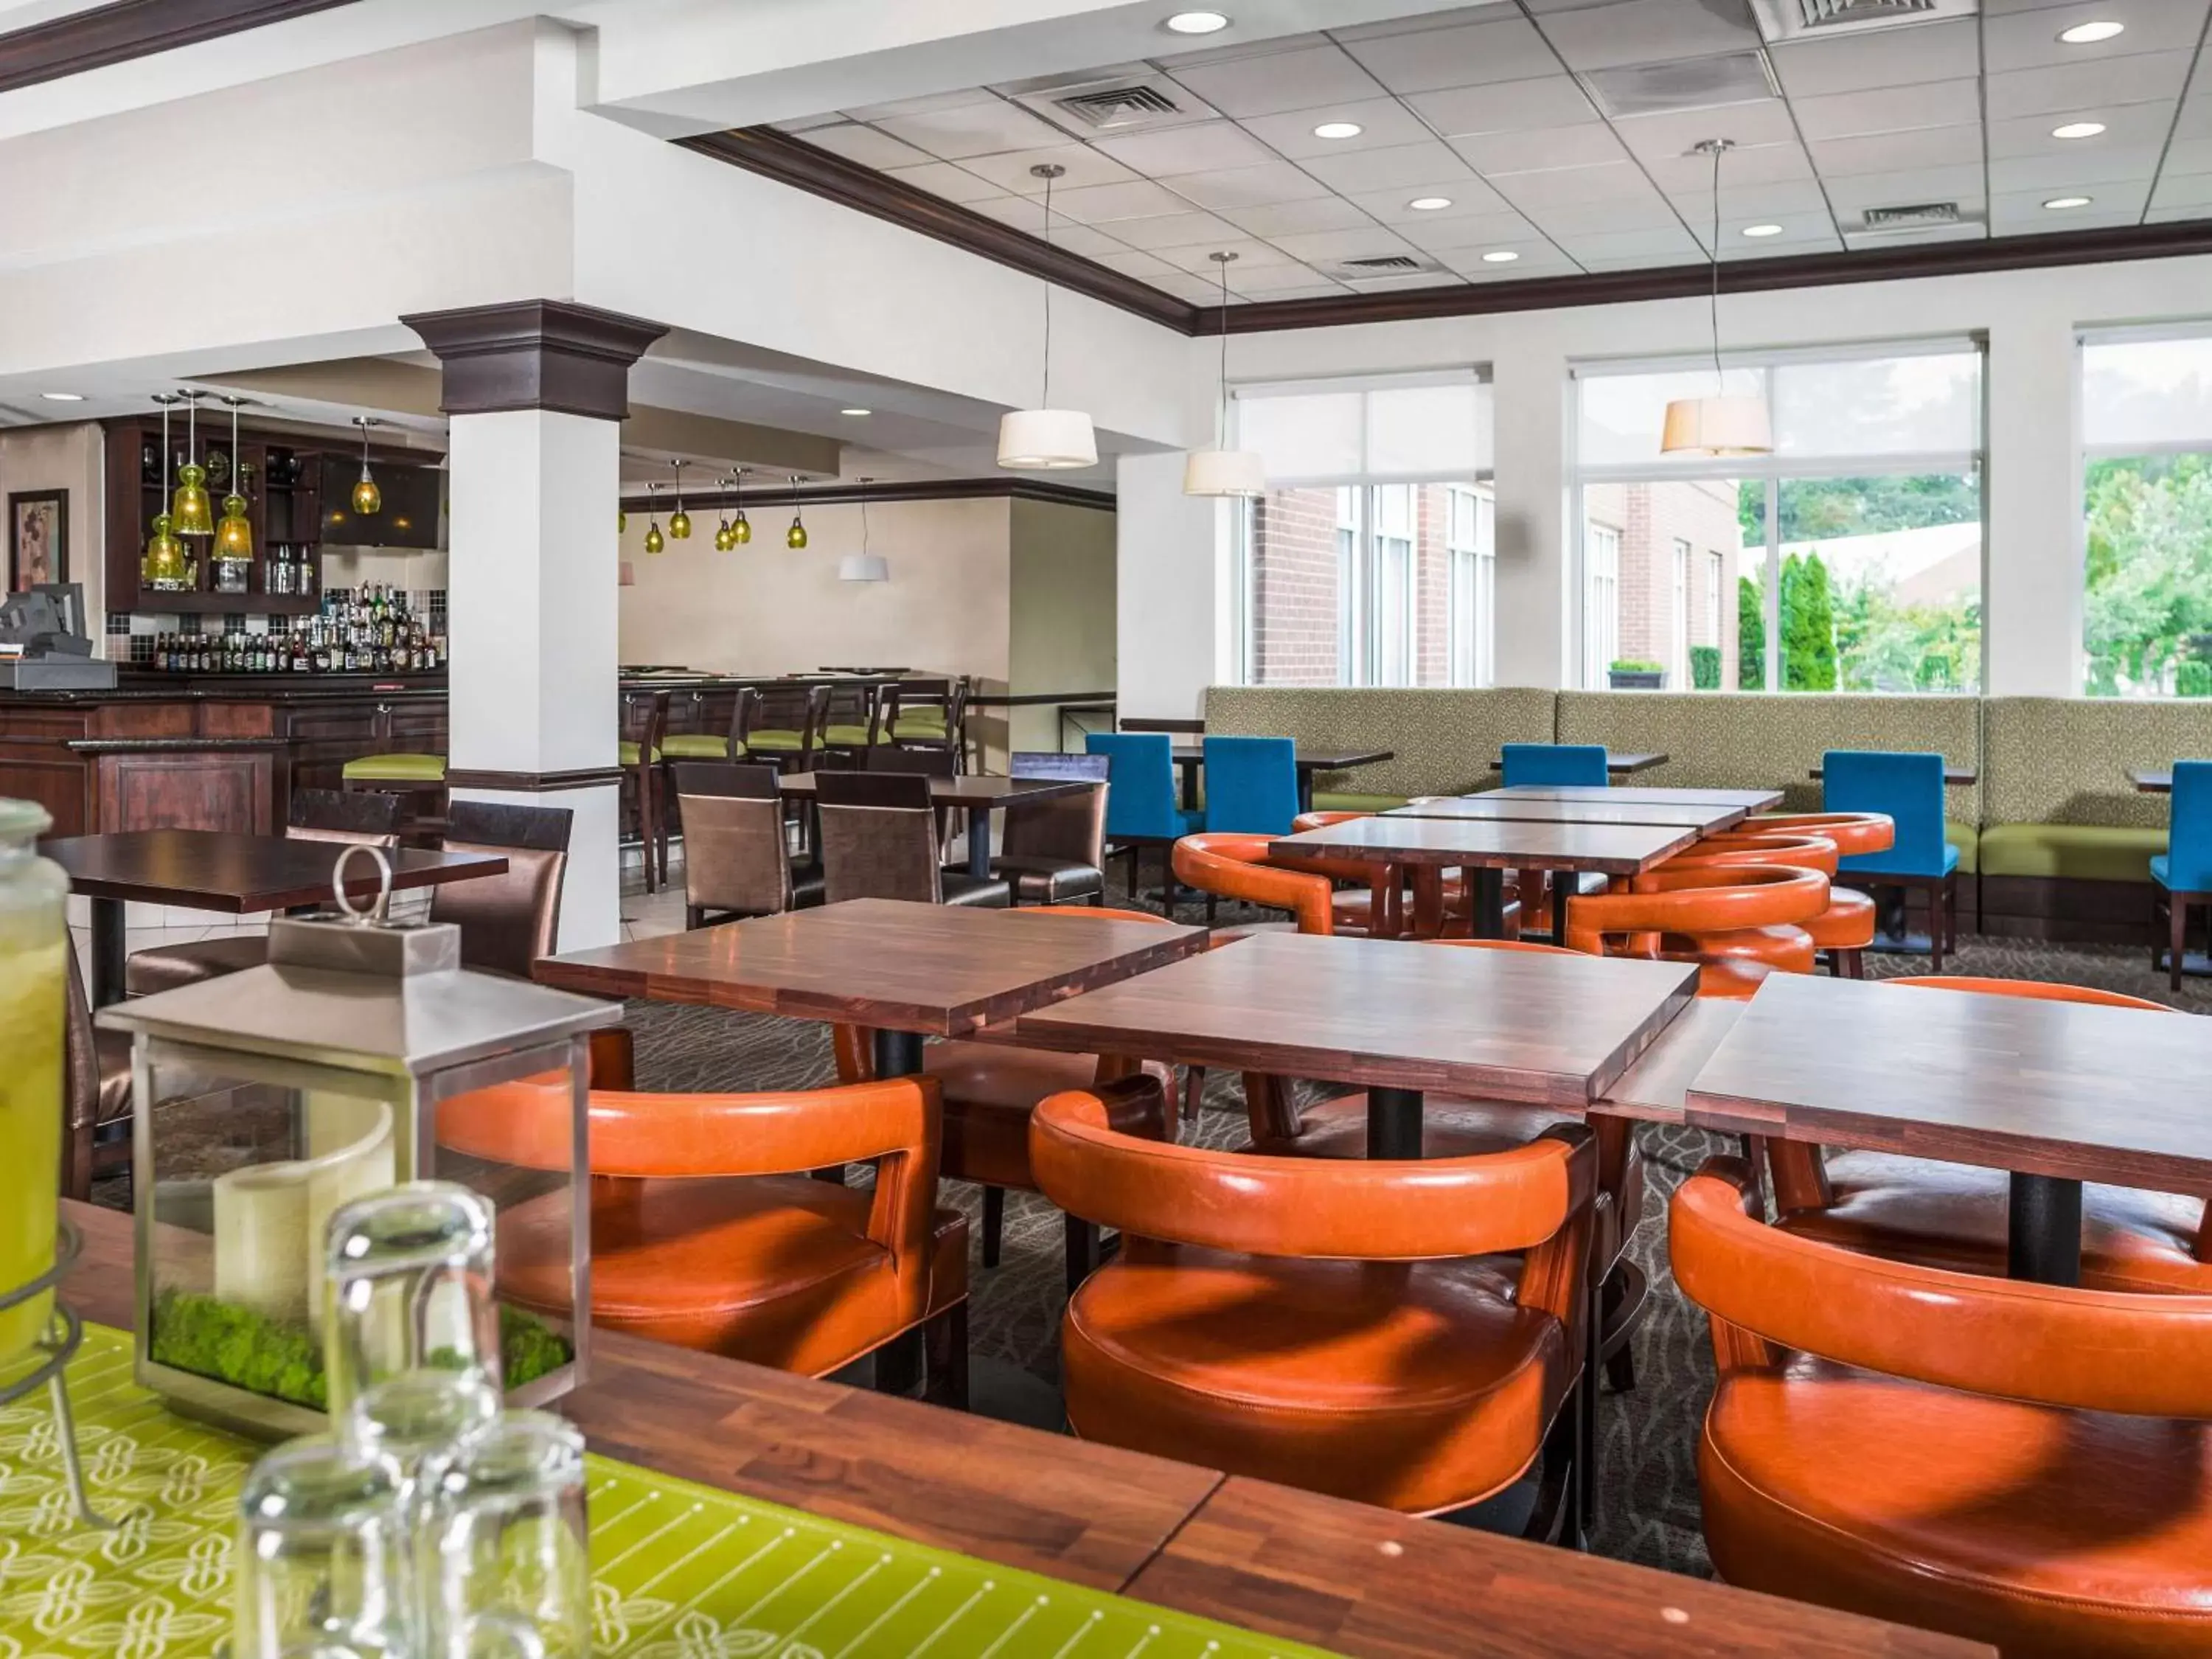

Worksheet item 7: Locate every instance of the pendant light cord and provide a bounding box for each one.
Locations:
[1709,142,1724,394]
[1217,257,1231,449]
[1040,168,1055,410]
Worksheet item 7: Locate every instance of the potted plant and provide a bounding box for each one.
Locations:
[1689,644,1721,691]
[1608,658,1666,690]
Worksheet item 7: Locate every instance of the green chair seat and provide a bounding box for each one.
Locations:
[1312,790,1411,813]
[1945,820,1979,876]
[661,734,737,759]
[342,752,445,783]
[822,724,894,747]
[891,715,949,740]
[618,741,663,766]
[1978,823,2164,883]
[745,728,807,753]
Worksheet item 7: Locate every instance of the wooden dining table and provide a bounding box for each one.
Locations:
[1390,795,1751,832]
[1488,751,1668,776]
[1169,742,1394,814]
[52,1199,1986,1658]
[41,828,509,1008]
[1486,785,1787,811]
[776,770,1092,877]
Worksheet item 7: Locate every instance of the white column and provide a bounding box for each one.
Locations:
[445,409,622,950]
[1488,339,1572,690]
[1116,449,1230,721]
[1983,310,2084,698]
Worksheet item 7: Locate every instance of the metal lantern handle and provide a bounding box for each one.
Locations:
[330,843,394,925]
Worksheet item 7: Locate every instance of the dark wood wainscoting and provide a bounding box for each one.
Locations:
[1979,874,2152,946]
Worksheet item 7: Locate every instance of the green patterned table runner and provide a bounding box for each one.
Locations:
[0,1325,1336,1658]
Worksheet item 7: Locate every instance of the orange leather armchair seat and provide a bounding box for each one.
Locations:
[1564,863,1830,999]
[1032,1080,1597,1525]
[437,1070,967,1399]
[1669,827,1882,975]
[1768,977,2211,1294]
[1672,1154,2212,1658]
[1172,832,1338,936]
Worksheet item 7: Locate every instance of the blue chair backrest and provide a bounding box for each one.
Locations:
[1086,732,1182,840]
[2168,760,2212,889]
[1823,750,1945,874]
[1012,751,1110,782]
[1503,743,1610,788]
[1203,735,1298,835]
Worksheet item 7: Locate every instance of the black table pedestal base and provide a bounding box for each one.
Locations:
[1368,1086,1424,1161]
[1470,868,1509,940]
[874,1029,925,1079]
[88,897,126,1011]
[2008,1172,2083,1285]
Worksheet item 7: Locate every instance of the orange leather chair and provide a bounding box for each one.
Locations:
[1033,1079,1598,1532]
[1672,1154,2212,1658]
[437,1069,970,1403]
[833,905,1177,1291]
[1287,809,1526,939]
[1669,827,1881,978]
[1767,977,2211,1294]
[1171,832,1338,934]
[1562,863,1830,998]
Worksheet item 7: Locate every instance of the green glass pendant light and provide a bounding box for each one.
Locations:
[170,392,213,536]
[785,475,807,549]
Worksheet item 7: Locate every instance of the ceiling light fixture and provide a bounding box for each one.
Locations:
[214,395,254,566]
[2059,21,2124,44]
[39,392,83,403]
[350,416,382,517]
[1408,196,1453,212]
[786,475,810,549]
[2052,121,2107,139]
[1481,250,1520,263]
[840,481,890,582]
[1312,121,1363,140]
[667,458,692,540]
[998,164,1098,471]
[172,392,213,536]
[643,481,664,554]
[1663,138,1772,459]
[840,408,872,417]
[1183,251,1266,499]
[141,394,188,588]
[1742,223,1783,237]
[1164,10,1229,33]
[731,467,751,543]
[714,474,738,551]
[2044,195,2093,209]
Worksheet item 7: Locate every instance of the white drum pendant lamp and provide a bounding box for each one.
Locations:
[840,489,890,582]
[1184,251,1266,498]
[1662,139,1773,459]
[999,164,1098,471]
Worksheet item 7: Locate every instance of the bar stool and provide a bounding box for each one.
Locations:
[341,751,446,836]
[619,689,669,891]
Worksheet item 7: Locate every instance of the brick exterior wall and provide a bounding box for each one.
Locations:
[1584,479,1742,691]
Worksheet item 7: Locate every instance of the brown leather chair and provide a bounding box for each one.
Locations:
[428,800,570,979]
[833,905,1177,1289]
[1767,977,2211,1294]
[122,788,402,996]
[620,689,670,891]
[437,1068,967,1404]
[670,762,822,928]
[1032,1081,1596,1531]
[63,948,134,1200]
[815,771,1008,907]
[991,753,1107,906]
[1672,1153,2212,1658]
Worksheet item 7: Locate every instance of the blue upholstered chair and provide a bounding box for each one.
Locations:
[1503,743,1610,788]
[1821,749,1958,971]
[1202,736,1299,835]
[2152,759,2212,990]
[1086,732,1203,917]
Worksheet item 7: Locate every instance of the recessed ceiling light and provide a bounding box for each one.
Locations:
[841,408,872,417]
[2051,121,2107,139]
[1742,223,1784,238]
[2044,195,2093,210]
[38,391,85,402]
[1481,250,1520,263]
[1312,121,1363,140]
[1407,196,1453,212]
[2059,21,2124,44]
[1164,10,1230,33]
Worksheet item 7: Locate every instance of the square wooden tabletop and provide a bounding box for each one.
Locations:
[1388,796,1747,831]
[1271,814,1701,876]
[534,897,1208,1035]
[1483,785,1786,811]
[38,829,506,912]
[1596,999,1746,1124]
[1015,932,1698,1108]
[1685,973,2212,1193]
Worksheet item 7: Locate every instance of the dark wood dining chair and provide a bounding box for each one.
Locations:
[884,676,971,772]
[814,771,1008,907]
[428,800,571,979]
[992,751,1107,905]
[620,689,669,891]
[670,762,822,928]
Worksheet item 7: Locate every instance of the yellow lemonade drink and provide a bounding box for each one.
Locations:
[0,800,68,1366]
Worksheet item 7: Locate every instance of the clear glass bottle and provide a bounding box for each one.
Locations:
[0,799,66,1366]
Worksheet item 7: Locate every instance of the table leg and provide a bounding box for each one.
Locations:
[1296,768,1314,816]
[88,897,127,1010]
[1179,758,1199,814]
[874,1029,925,1079]
[966,804,992,881]
[1470,867,1509,939]
[2007,1173,2083,1285]
[1367,1086,1424,1160]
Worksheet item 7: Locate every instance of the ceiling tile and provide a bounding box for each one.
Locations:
[1152,238,1298,271]
[1340,15,1562,96]
[1579,251,1710,270]
[1234,284,1352,300]
[1841,221,1988,250]
[1717,230,1843,259]
[1549,225,1703,261]
[1991,180,2152,224]
[1144,270,1238,304]
[1109,208,1249,247]
[1608,97,1799,161]
[801,122,937,170]
[956,144,1139,195]
[1264,225,1422,262]
[1767,21,1982,98]
[1152,32,1329,71]
[1809,124,1985,178]
[1489,159,1669,208]
[1534,0,1763,72]
[772,111,844,133]
[1395,207,1544,249]
[1983,0,2210,75]
[1332,8,1529,44]
[964,195,1056,234]
[1790,81,1983,143]
[1241,97,1436,156]
[1640,139,1814,189]
[841,88,1000,123]
[1166,42,1386,119]
[1666,179,1834,220]
[1691,210,1840,251]
[1090,120,1279,178]
[2145,203,2212,224]
[1087,247,1178,278]
[1165,161,1337,209]
[1343,176,1511,220]
[1510,195,1683,234]
[1986,53,2195,120]
[2152,172,2212,209]
[1819,164,1991,210]
[1295,141,1479,192]
[2171,97,2212,142]
[874,100,1068,161]
[1449,123,1632,175]
[1407,76,1599,138]
[1343,271,1470,292]
[1223,261,1338,293]
[1987,143,2166,190]
[2164,136,2212,175]
[1046,178,1202,223]
[1986,102,2178,159]
[1215,195,1380,235]
[1437,242,1581,276]
[1040,222,1135,258]
[883,162,1006,204]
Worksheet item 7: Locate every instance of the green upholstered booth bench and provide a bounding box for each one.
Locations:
[1205,684,1554,804]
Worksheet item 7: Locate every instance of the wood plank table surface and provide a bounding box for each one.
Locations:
[776,771,1091,878]
[1388,795,1750,832]
[1685,973,2212,1284]
[1169,743,1394,814]
[1809,764,1976,787]
[1488,751,1667,776]
[1016,931,1697,1158]
[1596,999,1746,1124]
[1485,785,1786,811]
[54,1200,1986,1658]
[2133,770,2174,793]
[536,897,1207,1076]
[41,828,508,1009]
[1271,815,1702,938]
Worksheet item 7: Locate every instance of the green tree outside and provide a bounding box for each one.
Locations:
[1737,574,1764,690]
[2084,454,2212,696]
[1779,552,1840,690]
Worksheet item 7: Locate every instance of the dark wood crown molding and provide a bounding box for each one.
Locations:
[0,0,358,94]
[618,476,1114,514]
[678,128,1199,333]
[401,300,669,422]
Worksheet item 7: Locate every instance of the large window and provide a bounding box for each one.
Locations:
[1236,375,1492,686]
[2081,333,2212,698]
[1573,346,1984,693]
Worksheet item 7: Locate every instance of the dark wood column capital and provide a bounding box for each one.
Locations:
[400,299,668,421]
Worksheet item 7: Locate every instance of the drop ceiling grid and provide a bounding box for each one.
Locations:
[771,0,2212,302]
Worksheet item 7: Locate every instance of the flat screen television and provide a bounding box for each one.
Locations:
[319,456,443,549]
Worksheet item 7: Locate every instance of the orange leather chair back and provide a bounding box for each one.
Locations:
[1662,833,1840,877]
[1746,811,1895,860]
[1172,832,1335,934]
[1672,1158,2212,1419]
[1886,974,2170,1012]
[1563,865,1829,958]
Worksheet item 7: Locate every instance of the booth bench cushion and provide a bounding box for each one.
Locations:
[1978,823,2163,883]
[1206,685,1553,802]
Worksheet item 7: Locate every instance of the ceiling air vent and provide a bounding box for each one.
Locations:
[1748,0,1976,42]
[1010,73,1219,139]
[1580,52,1778,119]
[1859,201,1975,234]
[1341,255,1424,273]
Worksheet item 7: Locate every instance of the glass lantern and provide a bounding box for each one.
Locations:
[97,849,619,1439]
